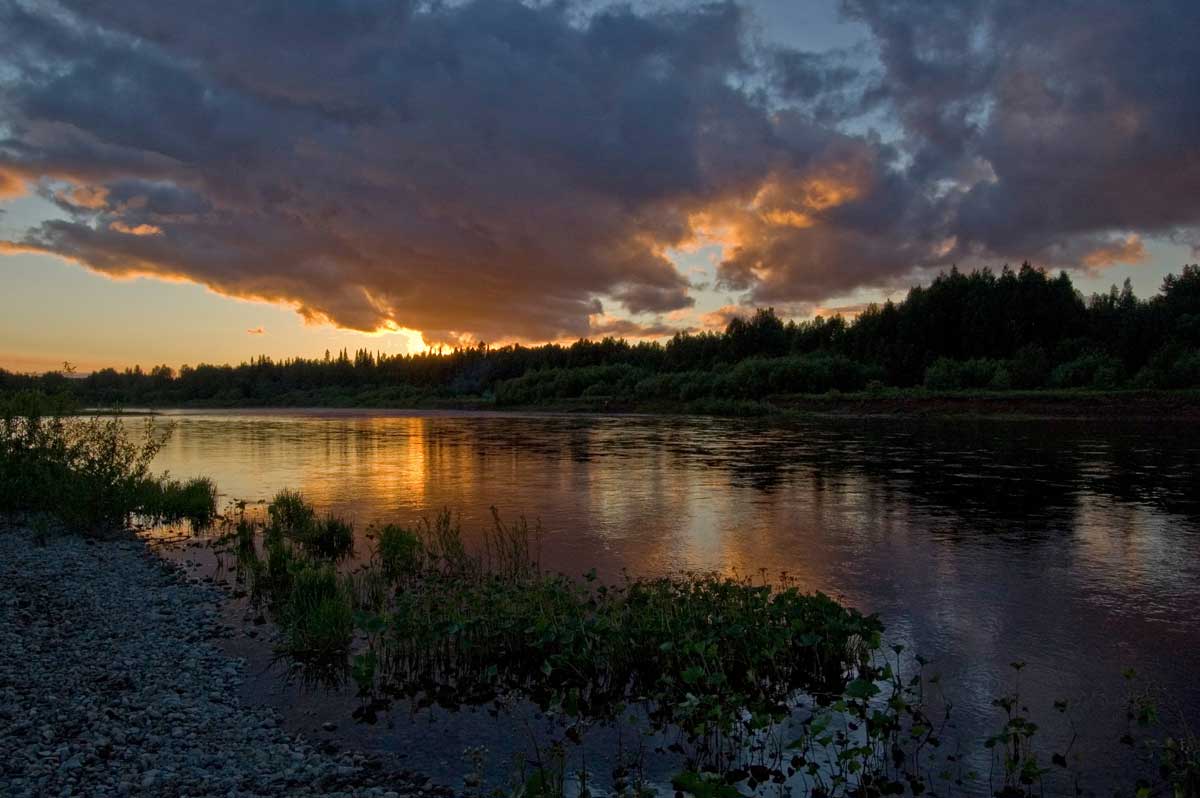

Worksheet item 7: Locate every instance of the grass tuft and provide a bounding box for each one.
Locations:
[138,475,218,528]
[376,523,423,580]
[280,563,355,662]
[266,489,316,537]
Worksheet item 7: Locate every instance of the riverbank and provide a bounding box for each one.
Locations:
[0,521,445,798]
[769,388,1200,419]
[81,388,1200,420]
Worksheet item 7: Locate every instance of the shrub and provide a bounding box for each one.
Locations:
[989,366,1013,390]
[57,416,174,532]
[495,365,650,405]
[922,359,959,390]
[0,391,200,533]
[0,391,73,514]
[924,357,1001,390]
[725,353,877,397]
[1168,350,1200,388]
[580,382,612,398]
[1048,353,1126,389]
[676,370,719,401]
[633,374,670,401]
[1007,345,1051,388]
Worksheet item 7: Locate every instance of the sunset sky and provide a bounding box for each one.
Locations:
[2,0,1197,373]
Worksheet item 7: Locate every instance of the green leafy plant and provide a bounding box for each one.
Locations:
[0,391,215,533]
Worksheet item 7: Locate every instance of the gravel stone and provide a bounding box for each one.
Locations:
[0,524,435,797]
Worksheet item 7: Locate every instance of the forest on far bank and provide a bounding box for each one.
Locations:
[4,263,1200,410]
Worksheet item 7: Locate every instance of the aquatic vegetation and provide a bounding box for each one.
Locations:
[226,496,884,783]
[217,493,1200,797]
[266,489,317,537]
[263,489,354,559]
[136,475,219,528]
[298,515,355,559]
[1122,670,1200,798]
[354,508,875,745]
[346,567,389,613]
[278,563,355,662]
[262,537,298,602]
[375,523,423,580]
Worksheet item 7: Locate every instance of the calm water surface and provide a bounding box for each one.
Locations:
[142,409,1200,792]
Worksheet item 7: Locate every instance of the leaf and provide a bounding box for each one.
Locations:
[671,771,741,798]
[845,678,881,700]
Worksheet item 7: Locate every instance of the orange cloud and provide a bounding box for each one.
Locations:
[686,164,871,260]
[752,172,863,226]
[0,240,63,258]
[0,169,25,199]
[1082,234,1146,269]
[62,184,111,209]
[700,304,748,330]
[109,221,163,236]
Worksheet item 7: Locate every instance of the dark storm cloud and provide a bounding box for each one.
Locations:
[588,316,680,338]
[840,0,1200,264]
[714,0,1200,305]
[1,0,1198,340]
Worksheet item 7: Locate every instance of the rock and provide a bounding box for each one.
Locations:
[0,525,436,798]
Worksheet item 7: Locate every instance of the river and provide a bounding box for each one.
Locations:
[138,408,1200,794]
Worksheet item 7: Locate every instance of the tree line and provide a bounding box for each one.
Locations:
[4,263,1199,408]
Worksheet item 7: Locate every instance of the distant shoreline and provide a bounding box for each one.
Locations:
[81,388,1200,421]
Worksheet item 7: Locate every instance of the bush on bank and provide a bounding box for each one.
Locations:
[0,390,217,533]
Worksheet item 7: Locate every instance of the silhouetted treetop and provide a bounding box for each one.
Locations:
[4,265,1199,405]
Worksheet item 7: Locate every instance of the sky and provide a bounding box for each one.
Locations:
[1,0,1198,373]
